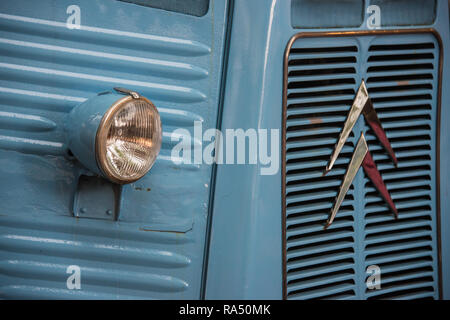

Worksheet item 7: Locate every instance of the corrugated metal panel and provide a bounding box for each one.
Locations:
[284,33,439,300]
[0,215,192,299]
[0,0,228,299]
[0,11,209,157]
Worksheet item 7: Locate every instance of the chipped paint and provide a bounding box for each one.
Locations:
[308,117,323,125]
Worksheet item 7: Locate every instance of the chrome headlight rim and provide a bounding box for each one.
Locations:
[95,94,161,185]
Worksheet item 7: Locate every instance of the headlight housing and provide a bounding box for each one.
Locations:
[67,88,162,184]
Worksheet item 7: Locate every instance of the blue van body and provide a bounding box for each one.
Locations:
[0,0,449,300]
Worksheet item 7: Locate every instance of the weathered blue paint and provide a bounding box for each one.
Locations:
[206,0,286,299]
[205,0,450,299]
[291,0,364,28]
[66,91,120,176]
[0,0,229,299]
[72,175,121,221]
[0,0,449,300]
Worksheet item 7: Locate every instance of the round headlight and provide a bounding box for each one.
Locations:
[95,95,162,184]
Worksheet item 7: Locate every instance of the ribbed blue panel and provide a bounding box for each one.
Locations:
[0,0,228,299]
[0,215,193,299]
[284,33,439,300]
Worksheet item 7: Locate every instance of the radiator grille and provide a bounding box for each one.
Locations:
[283,33,440,300]
[363,38,439,300]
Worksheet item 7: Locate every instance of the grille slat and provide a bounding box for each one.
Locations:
[287,249,355,269]
[288,74,357,83]
[371,100,432,109]
[287,272,355,293]
[286,127,344,138]
[367,58,436,68]
[286,200,353,216]
[367,129,431,139]
[365,248,433,265]
[289,52,358,60]
[287,220,355,238]
[365,239,433,256]
[286,116,347,126]
[287,94,357,105]
[366,282,434,299]
[365,221,432,237]
[288,84,356,94]
[286,147,354,161]
[369,89,433,99]
[287,261,355,282]
[284,33,439,300]
[288,62,357,70]
[288,283,355,300]
[286,211,353,227]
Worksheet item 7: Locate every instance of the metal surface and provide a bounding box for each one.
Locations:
[324,80,369,174]
[326,131,399,229]
[362,98,398,167]
[206,0,285,299]
[0,0,449,300]
[67,91,127,177]
[326,133,368,228]
[0,0,229,299]
[282,29,443,299]
[73,175,121,221]
[206,0,450,300]
[361,144,397,220]
[114,87,140,99]
[324,79,399,228]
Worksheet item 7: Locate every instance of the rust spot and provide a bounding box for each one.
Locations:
[397,80,410,86]
[134,186,151,192]
[309,118,323,125]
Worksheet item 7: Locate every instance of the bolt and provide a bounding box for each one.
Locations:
[106,210,112,216]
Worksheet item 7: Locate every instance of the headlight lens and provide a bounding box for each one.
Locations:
[96,95,162,184]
